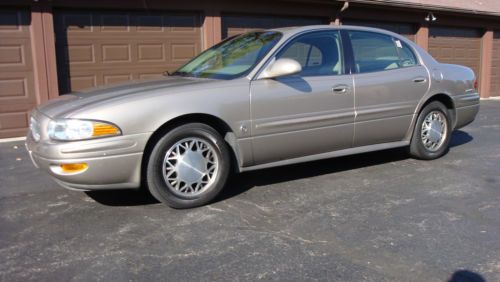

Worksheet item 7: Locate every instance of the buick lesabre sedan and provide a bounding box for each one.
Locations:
[26,25,480,208]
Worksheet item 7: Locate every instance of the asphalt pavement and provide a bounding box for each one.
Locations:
[1,100,499,281]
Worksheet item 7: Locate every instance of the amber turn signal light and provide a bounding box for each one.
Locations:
[92,123,120,137]
[60,163,88,173]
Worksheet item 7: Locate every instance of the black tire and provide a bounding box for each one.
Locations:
[146,123,230,208]
[409,101,452,160]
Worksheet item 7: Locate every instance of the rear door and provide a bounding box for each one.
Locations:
[250,30,354,165]
[345,30,429,147]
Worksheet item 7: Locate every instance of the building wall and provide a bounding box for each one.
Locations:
[0,0,499,137]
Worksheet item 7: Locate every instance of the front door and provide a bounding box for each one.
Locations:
[250,30,355,165]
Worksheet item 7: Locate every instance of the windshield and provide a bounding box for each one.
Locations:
[172,31,283,80]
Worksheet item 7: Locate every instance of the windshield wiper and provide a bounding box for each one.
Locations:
[170,71,194,77]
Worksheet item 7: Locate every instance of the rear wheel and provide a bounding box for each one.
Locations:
[146,123,230,208]
[409,101,452,160]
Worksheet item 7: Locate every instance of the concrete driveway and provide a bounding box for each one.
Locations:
[1,100,499,281]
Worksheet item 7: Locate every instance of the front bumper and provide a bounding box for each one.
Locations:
[25,113,151,191]
[27,149,143,191]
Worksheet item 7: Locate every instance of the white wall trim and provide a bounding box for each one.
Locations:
[0,136,26,143]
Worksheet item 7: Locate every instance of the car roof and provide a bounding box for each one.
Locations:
[268,25,406,41]
[243,24,427,80]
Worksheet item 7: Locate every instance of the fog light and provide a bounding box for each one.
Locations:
[60,163,88,173]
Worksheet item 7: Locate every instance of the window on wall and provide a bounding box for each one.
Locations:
[277,31,343,77]
[348,30,401,73]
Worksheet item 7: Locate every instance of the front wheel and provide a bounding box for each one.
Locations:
[409,101,452,160]
[146,123,230,208]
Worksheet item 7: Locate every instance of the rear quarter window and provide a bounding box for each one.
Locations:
[394,39,418,67]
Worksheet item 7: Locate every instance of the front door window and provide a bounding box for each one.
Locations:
[276,31,343,77]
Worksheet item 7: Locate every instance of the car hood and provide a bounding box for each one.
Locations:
[37,76,219,118]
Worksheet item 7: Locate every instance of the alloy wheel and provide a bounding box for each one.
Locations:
[162,137,219,197]
[421,110,448,152]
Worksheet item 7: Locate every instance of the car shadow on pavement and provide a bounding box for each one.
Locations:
[449,130,473,148]
[217,129,474,203]
[217,147,410,203]
[448,270,485,282]
[85,130,473,207]
[85,189,159,206]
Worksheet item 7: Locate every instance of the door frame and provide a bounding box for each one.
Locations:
[31,3,59,101]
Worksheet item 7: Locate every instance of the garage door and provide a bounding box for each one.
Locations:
[0,9,36,138]
[343,20,416,41]
[491,31,500,97]
[55,10,202,94]
[429,27,481,78]
[222,14,326,39]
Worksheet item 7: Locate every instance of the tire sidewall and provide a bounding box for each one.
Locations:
[147,123,230,208]
[410,101,452,160]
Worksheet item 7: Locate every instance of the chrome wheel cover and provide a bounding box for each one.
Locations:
[162,137,219,197]
[421,110,447,152]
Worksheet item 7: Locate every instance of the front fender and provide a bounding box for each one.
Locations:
[68,79,251,137]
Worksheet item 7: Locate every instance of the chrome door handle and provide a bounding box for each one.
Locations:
[413,77,427,83]
[332,85,349,94]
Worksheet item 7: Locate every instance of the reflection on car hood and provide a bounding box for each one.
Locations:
[37,76,218,118]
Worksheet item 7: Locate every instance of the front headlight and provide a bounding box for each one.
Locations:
[48,119,121,141]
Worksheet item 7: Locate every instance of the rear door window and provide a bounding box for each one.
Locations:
[348,30,401,73]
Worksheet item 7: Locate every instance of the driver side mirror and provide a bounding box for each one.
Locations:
[259,58,302,79]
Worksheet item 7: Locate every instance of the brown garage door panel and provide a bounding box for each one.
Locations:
[0,105,30,138]
[0,9,36,138]
[491,31,500,97]
[343,20,416,41]
[222,14,326,39]
[429,27,481,77]
[55,10,202,93]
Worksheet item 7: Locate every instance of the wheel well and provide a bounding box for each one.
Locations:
[421,94,456,125]
[140,114,236,188]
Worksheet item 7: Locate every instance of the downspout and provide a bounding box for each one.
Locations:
[334,1,350,25]
[141,0,150,11]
